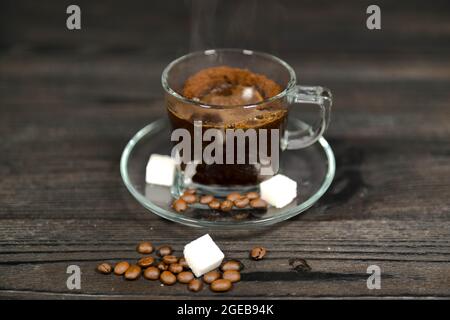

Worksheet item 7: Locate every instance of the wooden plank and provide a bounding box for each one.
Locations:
[0,219,449,298]
[1,0,449,55]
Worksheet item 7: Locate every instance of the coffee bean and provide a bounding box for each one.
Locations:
[169,263,183,274]
[222,270,241,283]
[156,261,168,271]
[220,200,233,212]
[188,278,203,292]
[289,258,311,272]
[158,245,173,256]
[208,199,221,210]
[221,260,244,272]
[200,194,215,204]
[226,192,242,202]
[173,198,188,212]
[181,193,197,204]
[203,270,221,284]
[250,198,268,209]
[246,191,260,200]
[143,266,160,280]
[162,255,178,264]
[250,246,267,260]
[160,271,177,285]
[114,261,130,275]
[210,279,232,292]
[178,257,189,269]
[136,241,154,254]
[137,256,155,268]
[234,197,249,208]
[177,271,194,284]
[184,188,196,195]
[124,265,141,280]
[96,263,112,274]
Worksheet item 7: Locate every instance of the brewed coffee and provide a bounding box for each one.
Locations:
[168,66,287,186]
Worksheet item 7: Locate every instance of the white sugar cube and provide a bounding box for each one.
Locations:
[260,174,297,208]
[145,154,176,187]
[183,234,224,277]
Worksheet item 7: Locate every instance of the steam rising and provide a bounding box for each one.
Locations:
[187,0,285,53]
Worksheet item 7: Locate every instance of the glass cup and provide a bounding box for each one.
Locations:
[162,49,332,196]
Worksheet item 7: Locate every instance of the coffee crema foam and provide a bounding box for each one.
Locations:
[170,66,287,130]
[183,66,282,105]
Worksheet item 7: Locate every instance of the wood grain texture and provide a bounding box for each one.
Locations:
[0,0,449,299]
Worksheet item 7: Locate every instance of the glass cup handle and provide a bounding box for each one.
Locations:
[283,85,332,150]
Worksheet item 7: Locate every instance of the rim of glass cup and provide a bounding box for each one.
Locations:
[161,48,297,109]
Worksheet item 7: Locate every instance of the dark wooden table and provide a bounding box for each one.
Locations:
[1,0,449,299]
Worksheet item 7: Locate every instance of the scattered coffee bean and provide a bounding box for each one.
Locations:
[160,271,177,285]
[124,265,141,280]
[222,270,241,283]
[169,263,183,274]
[173,198,188,212]
[203,270,221,284]
[221,260,244,272]
[226,192,242,202]
[177,271,194,284]
[208,199,221,210]
[156,261,168,271]
[143,266,160,280]
[96,263,112,274]
[246,191,260,200]
[96,241,248,294]
[188,278,203,292]
[114,261,130,275]
[200,194,215,204]
[137,256,155,268]
[158,245,173,256]
[250,246,267,260]
[250,198,268,209]
[162,255,178,264]
[181,193,197,204]
[184,188,196,195]
[289,258,311,272]
[234,197,250,208]
[220,200,233,212]
[137,241,154,254]
[178,257,189,269]
[210,279,232,292]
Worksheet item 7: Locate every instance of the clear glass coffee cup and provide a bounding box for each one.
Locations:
[162,49,332,196]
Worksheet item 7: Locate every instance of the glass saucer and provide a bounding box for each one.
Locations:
[120,118,335,228]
